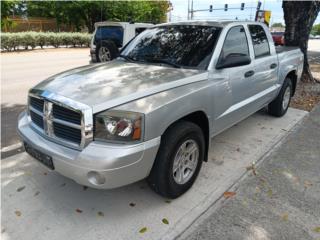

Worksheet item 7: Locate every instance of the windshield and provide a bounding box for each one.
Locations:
[120,25,221,69]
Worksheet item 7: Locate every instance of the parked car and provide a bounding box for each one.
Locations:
[271,31,285,45]
[90,21,153,62]
[18,21,303,198]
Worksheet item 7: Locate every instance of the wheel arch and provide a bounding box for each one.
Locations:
[285,70,298,96]
[162,111,210,162]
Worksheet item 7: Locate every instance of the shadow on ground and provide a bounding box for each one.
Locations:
[1,104,26,148]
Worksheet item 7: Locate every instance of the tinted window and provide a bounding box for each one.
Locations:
[219,26,249,62]
[135,27,147,35]
[95,26,124,47]
[248,25,270,58]
[121,25,221,69]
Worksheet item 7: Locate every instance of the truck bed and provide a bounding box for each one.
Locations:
[276,46,300,54]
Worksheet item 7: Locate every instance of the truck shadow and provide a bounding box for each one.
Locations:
[1,103,26,148]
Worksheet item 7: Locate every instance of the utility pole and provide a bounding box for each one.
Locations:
[187,0,190,20]
[191,0,194,20]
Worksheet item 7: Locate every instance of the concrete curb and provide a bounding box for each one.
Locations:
[1,142,24,159]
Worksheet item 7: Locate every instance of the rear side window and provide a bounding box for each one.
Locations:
[219,26,249,62]
[95,26,124,47]
[135,27,147,35]
[248,25,270,58]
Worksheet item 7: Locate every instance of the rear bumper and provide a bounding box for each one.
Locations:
[90,49,97,63]
[18,111,160,189]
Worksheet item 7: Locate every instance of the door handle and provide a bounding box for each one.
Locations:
[270,63,277,69]
[244,70,255,78]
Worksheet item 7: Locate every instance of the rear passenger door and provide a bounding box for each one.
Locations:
[247,24,278,105]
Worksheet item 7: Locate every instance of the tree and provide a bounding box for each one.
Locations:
[282,1,320,82]
[24,1,169,33]
[1,0,25,31]
[271,22,284,28]
[312,23,320,35]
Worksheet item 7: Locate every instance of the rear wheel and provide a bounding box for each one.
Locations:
[268,77,292,117]
[96,41,119,62]
[147,121,205,199]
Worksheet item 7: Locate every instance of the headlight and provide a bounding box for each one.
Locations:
[94,110,144,143]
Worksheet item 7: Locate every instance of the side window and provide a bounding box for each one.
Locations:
[135,27,146,35]
[248,25,270,58]
[219,26,249,63]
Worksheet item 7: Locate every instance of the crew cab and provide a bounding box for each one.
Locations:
[18,21,303,199]
[90,21,153,62]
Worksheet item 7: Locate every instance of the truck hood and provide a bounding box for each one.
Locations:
[33,60,207,113]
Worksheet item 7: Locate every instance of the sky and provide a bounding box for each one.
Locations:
[169,0,320,25]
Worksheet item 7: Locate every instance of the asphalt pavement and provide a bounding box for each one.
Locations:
[179,105,320,240]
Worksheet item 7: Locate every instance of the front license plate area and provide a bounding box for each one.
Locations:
[24,142,54,170]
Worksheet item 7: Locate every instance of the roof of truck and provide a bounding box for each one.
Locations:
[156,20,262,28]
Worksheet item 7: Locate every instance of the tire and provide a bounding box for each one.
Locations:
[147,121,205,199]
[95,40,119,62]
[268,77,293,117]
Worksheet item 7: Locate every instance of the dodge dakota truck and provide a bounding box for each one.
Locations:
[18,21,304,198]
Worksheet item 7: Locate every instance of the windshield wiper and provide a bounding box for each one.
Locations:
[144,58,182,68]
[119,54,135,62]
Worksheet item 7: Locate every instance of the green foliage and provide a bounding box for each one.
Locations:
[271,22,284,28]
[0,32,92,51]
[24,1,169,32]
[311,24,320,35]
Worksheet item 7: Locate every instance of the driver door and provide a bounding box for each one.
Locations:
[213,25,256,132]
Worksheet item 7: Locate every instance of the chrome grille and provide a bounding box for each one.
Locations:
[28,91,93,150]
[30,110,44,129]
[29,97,44,112]
[53,122,82,144]
[52,104,81,125]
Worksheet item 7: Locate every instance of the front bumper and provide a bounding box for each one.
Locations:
[18,112,160,189]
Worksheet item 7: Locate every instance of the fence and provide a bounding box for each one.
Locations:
[3,17,76,32]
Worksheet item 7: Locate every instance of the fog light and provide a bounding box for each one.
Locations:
[87,171,106,185]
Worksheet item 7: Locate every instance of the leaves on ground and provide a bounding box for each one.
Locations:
[17,186,26,192]
[14,210,21,217]
[281,213,289,221]
[43,172,48,176]
[75,208,83,213]
[97,211,104,217]
[246,162,257,176]
[24,171,32,176]
[312,227,320,233]
[223,191,236,199]
[165,200,171,203]
[304,180,313,188]
[162,218,169,225]
[34,191,40,196]
[139,227,147,233]
[129,203,136,207]
[267,188,273,198]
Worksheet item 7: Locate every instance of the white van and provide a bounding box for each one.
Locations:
[90,21,153,62]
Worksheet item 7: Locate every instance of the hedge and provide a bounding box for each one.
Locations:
[1,32,92,51]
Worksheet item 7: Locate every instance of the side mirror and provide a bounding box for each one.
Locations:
[216,54,251,69]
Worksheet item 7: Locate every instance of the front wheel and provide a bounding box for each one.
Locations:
[268,77,292,117]
[147,121,205,199]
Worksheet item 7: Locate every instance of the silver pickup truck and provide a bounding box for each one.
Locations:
[18,20,303,198]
